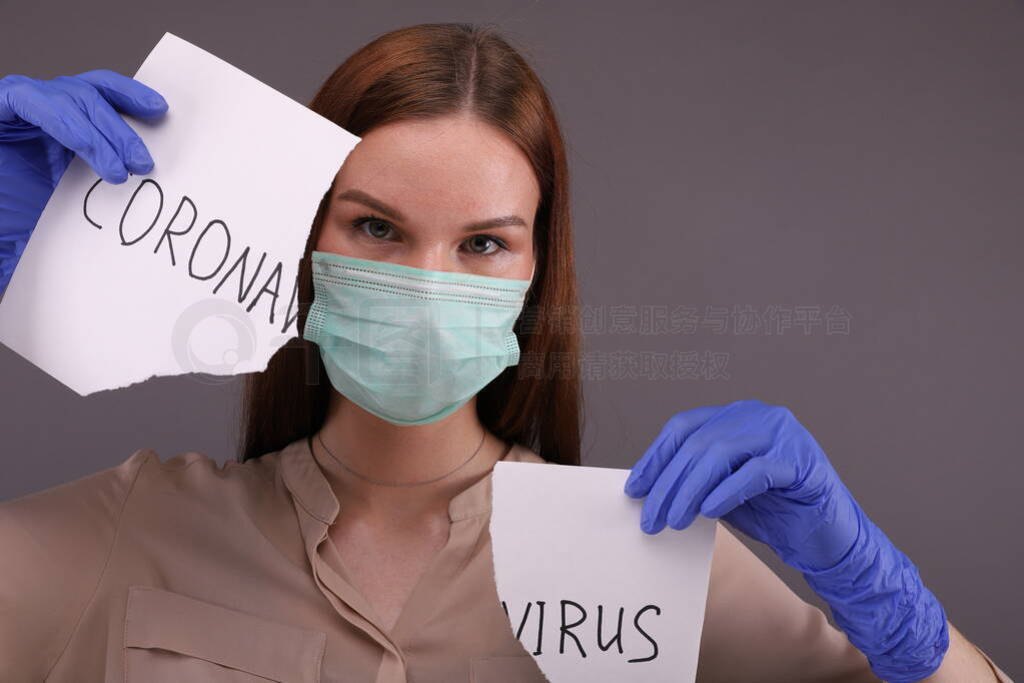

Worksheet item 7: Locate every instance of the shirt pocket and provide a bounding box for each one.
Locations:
[123,585,326,683]
[469,654,550,682]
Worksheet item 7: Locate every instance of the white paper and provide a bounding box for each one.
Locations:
[491,461,717,682]
[0,32,360,395]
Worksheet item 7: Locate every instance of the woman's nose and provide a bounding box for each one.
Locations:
[402,247,457,274]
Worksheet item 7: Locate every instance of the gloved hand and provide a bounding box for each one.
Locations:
[624,398,949,683]
[0,69,167,292]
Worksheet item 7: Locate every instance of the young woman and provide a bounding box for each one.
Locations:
[0,22,1012,683]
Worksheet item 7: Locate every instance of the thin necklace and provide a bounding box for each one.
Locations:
[314,428,487,487]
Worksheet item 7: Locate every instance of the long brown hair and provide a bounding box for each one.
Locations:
[237,23,582,466]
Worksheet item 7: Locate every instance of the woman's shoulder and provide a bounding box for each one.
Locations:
[116,446,284,522]
[132,445,280,492]
[0,445,277,534]
[0,447,153,533]
[504,442,549,464]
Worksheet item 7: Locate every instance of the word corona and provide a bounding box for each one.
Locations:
[82,176,300,334]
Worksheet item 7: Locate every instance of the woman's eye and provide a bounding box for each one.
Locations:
[351,215,395,240]
[464,234,508,256]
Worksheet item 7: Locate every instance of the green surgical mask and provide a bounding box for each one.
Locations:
[302,250,534,426]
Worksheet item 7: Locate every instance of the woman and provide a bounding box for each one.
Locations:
[0,23,1012,683]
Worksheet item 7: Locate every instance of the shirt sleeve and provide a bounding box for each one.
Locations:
[696,521,881,683]
[0,449,150,682]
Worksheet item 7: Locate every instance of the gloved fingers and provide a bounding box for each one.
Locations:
[71,69,168,119]
[624,404,724,498]
[638,448,694,534]
[3,77,127,184]
[666,431,771,530]
[51,75,153,176]
[699,449,795,518]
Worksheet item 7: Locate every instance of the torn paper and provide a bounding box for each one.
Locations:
[0,31,360,395]
[491,461,718,683]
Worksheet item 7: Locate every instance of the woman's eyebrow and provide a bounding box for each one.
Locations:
[336,188,528,233]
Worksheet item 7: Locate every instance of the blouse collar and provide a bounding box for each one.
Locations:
[278,434,524,527]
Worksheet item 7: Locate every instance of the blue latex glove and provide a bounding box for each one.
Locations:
[624,398,949,683]
[0,69,167,292]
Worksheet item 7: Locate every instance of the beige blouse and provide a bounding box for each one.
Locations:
[0,435,1013,683]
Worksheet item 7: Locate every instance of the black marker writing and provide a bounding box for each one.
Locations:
[83,176,300,333]
[154,195,198,267]
[629,604,661,664]
[119,178,163,245]
[501,598,663,663]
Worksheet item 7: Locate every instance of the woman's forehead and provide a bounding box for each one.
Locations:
[335,116,540,215]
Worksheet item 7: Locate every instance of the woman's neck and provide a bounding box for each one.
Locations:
[313,393,507,527]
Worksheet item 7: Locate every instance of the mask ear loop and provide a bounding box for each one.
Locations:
[509,261,537,366]
[521,261,538,313]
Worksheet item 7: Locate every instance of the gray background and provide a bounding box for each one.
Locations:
[1,0,1020,675]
